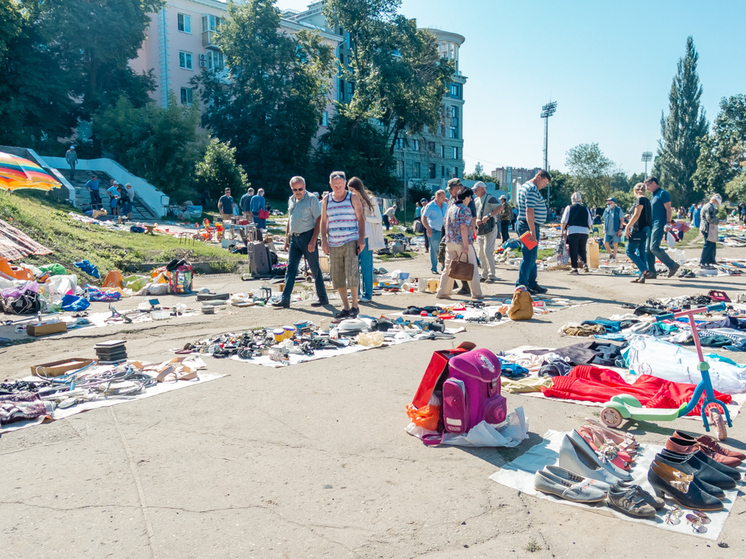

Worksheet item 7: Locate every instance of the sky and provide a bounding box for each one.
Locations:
[275,0,746,177]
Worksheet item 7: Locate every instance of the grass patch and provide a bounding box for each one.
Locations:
[525,539,542,553]
[0,191,245,281]
[377,251,415,261]
[681,227,701,244]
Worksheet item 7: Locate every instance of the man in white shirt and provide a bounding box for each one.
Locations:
[421,190,447,274]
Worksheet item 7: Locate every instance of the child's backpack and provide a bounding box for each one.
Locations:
[169,263,193,294]
[408,343,507,445]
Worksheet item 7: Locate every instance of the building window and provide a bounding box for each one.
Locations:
[449,106,458,118]
[339,53,344,65]
[179,51,193,70]
[454,167,459,178]
[394,138,404,150]
[439,145,445,158]
[347,82,354,97]
[450,83,461,98]
[201,51,224,70]
[180,87,194,105]
[453,147,459,159]
[202,15,220,32]
[427,141,435,153]
[413,162,421,178]
[320,111,328,127]
[338,79,345,101]
[449,126,458,139]
[178,14,191,33]
[441,166,445,177]
[411,139,419,151]
[396,160,404,178]
[429,164,436,179]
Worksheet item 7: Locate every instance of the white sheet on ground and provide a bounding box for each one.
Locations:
[406,407,529,447]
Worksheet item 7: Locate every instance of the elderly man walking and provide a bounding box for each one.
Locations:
[240,188,255,222]
[421,190,447,274]
[644,176,680,278]
[272,177,328,309]
[516,170,550,294]
[602,197,624,260]
[474,181,503,282]
[321,171,366,320]
[65,146,78,181]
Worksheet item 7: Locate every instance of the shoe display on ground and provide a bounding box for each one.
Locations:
[607,486,657,518]
[648,462,724,511]
[533,469,607,503]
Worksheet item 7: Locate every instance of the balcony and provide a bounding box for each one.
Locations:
[202,30,219,49]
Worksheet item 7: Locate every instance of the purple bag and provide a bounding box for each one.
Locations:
[422,348,507,445]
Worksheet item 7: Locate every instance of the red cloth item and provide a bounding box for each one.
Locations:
[541,365,733,416]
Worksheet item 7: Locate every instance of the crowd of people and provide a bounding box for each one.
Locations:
[84,174,135,221]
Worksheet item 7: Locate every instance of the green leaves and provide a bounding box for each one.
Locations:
[565,143,614,207]
[195,139,249,200]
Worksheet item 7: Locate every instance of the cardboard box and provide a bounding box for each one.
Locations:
[31,358,95,377]
[26,321,67,337]
[92,209,107,218]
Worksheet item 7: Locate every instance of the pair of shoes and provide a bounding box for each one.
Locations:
[631,275,645,283]
[533,468,607,503]
[679,432,746,462]
[349,307,359,318]
[656,450,737,490]
[607,485,657,518]
[648,461,724,511]
[334,309,351,320]
[431,270,438,275]
[569,269,579,275]
[359,297,371,303]
[667,263,681,278]
[558,430,633,486]
[529,284,548,294]
[667,434,743,468]
[310,300,329,307]
[271,300,289,308]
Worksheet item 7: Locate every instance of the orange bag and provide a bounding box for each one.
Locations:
[406,403,441,431]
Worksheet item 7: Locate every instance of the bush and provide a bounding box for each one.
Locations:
[194,139,249,202]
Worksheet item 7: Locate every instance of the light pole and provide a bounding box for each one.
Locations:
[541,101,557,207]
[641,151,653,178]
[402,142,407,227]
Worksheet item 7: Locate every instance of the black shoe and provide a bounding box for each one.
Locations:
[271,300,289,308]
[530,285,548,294]
[311,300,328,307]
[667,263,681,278]
[527,288,539,296]
[457,287,471,295]
[349,306,359,318]
[334,309,351,320]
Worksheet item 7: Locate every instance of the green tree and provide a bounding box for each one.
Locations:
[725,167,746,202]
[195,0,333,198]
[95,94,206,199]
[565,143,614,207]
[655,36,709,206]
[693,95,746,194]
[195,139,249,201]
[0,0,23,62]
[323,0,454,152]
[548,170,573,211]
[463,167,496,183]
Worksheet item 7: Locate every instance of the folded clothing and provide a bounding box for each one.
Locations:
[541,365,733,416]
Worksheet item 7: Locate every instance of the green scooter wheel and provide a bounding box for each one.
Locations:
[600,407,624,429]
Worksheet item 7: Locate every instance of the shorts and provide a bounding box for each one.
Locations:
[604,234,621,244]
[329,241,359,290]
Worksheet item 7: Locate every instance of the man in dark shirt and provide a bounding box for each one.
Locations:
[85,174,101,210]
[218,188,234,222]
[644,176,679,278]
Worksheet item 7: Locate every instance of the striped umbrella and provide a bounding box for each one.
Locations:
[0,151,61,192]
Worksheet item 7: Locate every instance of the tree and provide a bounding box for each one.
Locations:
[95,94,206,199]
[474,162,484,176]
[323,0,453,152]
[693,95,746,195]
[655,36,709,206]
[565,143,614,207]
[195,0,333,198]
[195,139,249,201]
[0,0,23,62]
[548,170,573,211]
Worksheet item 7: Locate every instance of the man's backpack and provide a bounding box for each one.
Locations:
[408,343,507,445]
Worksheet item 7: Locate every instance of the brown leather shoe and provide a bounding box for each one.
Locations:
[667,436,742,468]
[672,431,745,462]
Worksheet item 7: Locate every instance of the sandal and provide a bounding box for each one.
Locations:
[334,309,351,320]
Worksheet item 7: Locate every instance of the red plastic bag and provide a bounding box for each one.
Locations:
[406,403,441,431]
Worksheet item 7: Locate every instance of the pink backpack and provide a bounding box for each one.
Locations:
[410,345,507,445]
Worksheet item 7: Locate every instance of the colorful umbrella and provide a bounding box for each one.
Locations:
[0,151,61,192]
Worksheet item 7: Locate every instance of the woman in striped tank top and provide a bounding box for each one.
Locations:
[321,171,366,320]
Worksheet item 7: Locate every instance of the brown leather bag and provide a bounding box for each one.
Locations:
[447,252,474,281]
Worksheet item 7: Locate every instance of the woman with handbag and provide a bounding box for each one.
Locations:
[436,188,483,300]
[559,192,593,274]
[348,177,385,302]
[625,182,653,283]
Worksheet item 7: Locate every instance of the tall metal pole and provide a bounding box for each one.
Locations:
[642,151,653,178]
[402,143,407,227]
[543,116,549,171]
[541,101,557,210]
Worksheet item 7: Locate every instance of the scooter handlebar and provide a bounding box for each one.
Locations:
[655,302,727,322]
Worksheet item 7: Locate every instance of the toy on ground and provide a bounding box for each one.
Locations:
[600,302,732,440]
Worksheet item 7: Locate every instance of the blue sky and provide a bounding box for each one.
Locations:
[276,0,746,177]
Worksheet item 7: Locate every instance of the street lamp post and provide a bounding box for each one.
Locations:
[541,101,557,207]
[402,142,407,228]
[641,151,653,178]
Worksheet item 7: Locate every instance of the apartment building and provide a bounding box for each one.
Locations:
[492,166,543,198]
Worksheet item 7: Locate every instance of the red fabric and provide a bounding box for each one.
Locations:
[541,365,732,416]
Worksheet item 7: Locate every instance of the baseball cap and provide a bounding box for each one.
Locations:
[500,194,507,200]
[420,198,427,204]
[473,181,486,190]
[447,178,462,189]
[606,197,616,203]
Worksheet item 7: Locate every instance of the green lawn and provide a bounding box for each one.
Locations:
[1,191,245,280]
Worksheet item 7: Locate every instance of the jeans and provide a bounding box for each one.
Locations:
[626,226,649,274]
[500,220,510,244]
[89,190,102,210]
[646,223,676,273]
[358,238,373,299]
[476,227,497,278]
[428,229,442,273]
[700,241,717,266]
[567,233,588,269]
[281,229,327,304]
[516,220,539,288]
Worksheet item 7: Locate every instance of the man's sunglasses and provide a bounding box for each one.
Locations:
[291,187,304,192]
[331,173,346,179]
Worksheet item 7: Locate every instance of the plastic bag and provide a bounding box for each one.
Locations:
[38,263,67,276]
[406,403,441,432]
[61,294,90,311]
[356,331,385,347]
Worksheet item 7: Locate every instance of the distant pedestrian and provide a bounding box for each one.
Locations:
[644,176,680,278]
[473,181,503,282]
[107,181,120,216]
[348,177,385,303]
[625,182,652,283]
[560,192,593,274]
[498,194,511,244]
[272,176,328,309]
[383,203,397,230]
[516,170,550,294]
[218,188,234,222]
[436,187,483,300]
[240,188,255,222]
[250,188,267,229]
[421,190,447,274]
[602,197,624,260]
[121,183,135,221]
[85,174,101,210]
[438,178,477,295]
[321,171,366,320]
[65,146,78,181]
[692,202,702,229]
[700,194,722,268]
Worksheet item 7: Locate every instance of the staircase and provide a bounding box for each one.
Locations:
[65,170,158,221]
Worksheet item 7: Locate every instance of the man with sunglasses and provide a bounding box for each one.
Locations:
[273,176,328,309]
[321,171,366,320]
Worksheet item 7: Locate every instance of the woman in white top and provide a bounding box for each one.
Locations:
[560,192,594,274]
[348,177,384,302]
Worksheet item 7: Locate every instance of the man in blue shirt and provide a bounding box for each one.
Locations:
[250,188,267,228]
[644,176,679,278]
[85,174,101,210]
[218,188,234,222]
[602,197,624,260]
[516,170,550,294]
[421,189,447,274]
[239,188,254,222]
